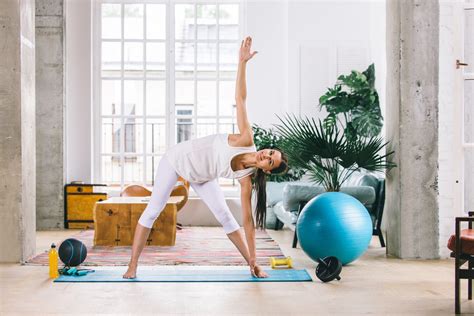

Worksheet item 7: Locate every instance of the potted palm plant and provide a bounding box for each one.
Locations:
[274,64,395,192]
[274,115,394,192]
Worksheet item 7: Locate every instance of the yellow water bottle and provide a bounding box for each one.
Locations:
[49,243,59,279]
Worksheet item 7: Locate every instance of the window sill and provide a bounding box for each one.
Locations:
[103,186,240,198]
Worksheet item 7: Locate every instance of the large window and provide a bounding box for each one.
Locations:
[95,1,241,187]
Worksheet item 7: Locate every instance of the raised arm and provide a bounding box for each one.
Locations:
[234,37,258,145]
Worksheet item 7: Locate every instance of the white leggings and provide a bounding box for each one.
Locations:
[138,156,240,234]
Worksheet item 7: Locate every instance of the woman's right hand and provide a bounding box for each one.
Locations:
[239,36,258,63]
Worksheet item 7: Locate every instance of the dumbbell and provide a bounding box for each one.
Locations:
[315,256,342,283]
[269,256,293,269]
[60,266,95,276]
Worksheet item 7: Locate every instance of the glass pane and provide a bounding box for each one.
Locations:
[146,42,166,78]
[146,118,166,154]
[102,156,121,185]
[124,118,143,154]
[219,81,235,116]
[197,43,217,78]
[102,4,121,39]
[146,4,166,39]
[124,4,143,39]
[124,42,143,77]
[146,156,163,185]
[124,156,144,184]
[219,118,236,134]
[176,104,193,116]
[219,43,239,79]
[102,80,121,115]
[176,117,194,143]
[219,177,235,187]
[146,81,166,116]
[197,4,217,40]
[465,148,474,212]
[102,118,121,154]
[175,42,195,78]
[124,80,143,116]
[175,81,194,106]
[102,42,121,77]
[465,9,473,73]
[175,4,195,40]
[197,81,216,116]
[197,118,216,138]
[466,80,474,143]
[219,4,239,40]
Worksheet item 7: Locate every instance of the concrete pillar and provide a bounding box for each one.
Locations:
[0,0,36,263]
[385,0,439,258]
[36,0,64,229]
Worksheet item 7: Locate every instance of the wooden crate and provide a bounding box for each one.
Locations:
[93,196,183,246]
[64,183,107,229]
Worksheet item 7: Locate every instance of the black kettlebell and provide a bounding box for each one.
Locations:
[315,256,342,282]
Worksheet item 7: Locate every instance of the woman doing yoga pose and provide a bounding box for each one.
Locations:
[123,36,288,279]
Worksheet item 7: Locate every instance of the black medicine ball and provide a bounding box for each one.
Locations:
[58,238,87,267]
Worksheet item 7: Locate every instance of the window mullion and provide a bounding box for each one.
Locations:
[95,2,102,184]
[216,2,220,134]
[120,3,125,190]
[194,3,198,139]
[143,3,147,185]
[169,2,175,148]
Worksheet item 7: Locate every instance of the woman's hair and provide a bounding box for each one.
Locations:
[253,149,289,229]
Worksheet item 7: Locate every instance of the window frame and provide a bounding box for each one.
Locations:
[92,0,245,190]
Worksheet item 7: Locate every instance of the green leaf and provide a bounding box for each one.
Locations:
[274,113,396,190]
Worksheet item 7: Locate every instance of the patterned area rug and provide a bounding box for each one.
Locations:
[26,227,285,266]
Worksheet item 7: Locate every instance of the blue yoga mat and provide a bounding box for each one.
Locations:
[54,269,312,283]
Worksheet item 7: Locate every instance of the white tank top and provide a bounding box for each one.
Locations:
[164,134,257,183]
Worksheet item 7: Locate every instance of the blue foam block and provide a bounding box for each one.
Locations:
[54,269,312,283]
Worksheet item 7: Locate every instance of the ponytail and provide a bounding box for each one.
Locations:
[252,149,289,229]
[253,168,267,229]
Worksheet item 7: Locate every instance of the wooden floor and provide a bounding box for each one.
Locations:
[0,228,467,315]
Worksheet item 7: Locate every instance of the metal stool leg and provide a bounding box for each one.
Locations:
[292,201,307,249]
[292,230,298,248]
[469,260,473,300]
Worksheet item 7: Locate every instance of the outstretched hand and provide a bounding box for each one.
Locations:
[239,36,258,63]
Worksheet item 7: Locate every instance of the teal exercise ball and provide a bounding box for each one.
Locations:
[296,192,372,265]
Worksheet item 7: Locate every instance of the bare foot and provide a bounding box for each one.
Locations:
[123,264,137,279]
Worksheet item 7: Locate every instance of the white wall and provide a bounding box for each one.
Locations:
[65,0,92,183]
[438,1,465,258]
[287,1,385,120]
[244,1,289,129]
[65,0,386,223]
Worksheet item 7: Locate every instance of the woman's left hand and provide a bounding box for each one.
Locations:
[250,264,269,278]
[239,36,258,63]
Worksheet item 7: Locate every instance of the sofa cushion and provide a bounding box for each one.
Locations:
[282,183,376,212]
[266,182,291,207]
[272,201,299,227]
[265,204,281,229]
[447,229,474,255]
[343,172,381,192]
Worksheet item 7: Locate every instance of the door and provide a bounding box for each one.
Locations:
[455,1,474,214]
